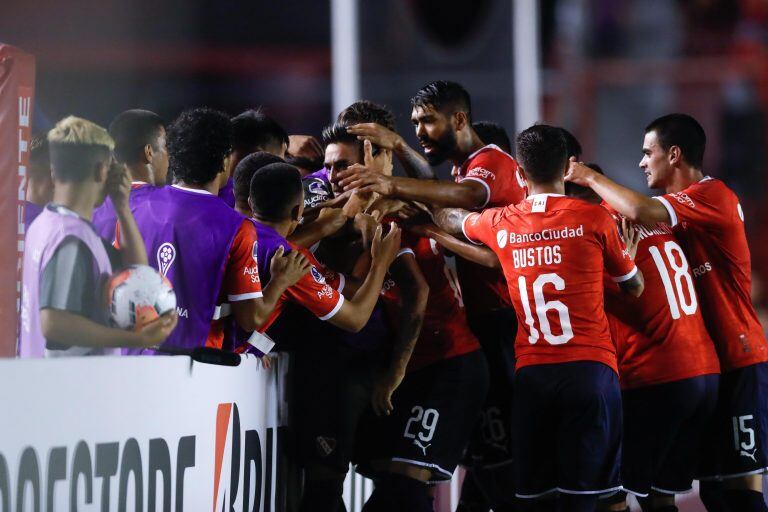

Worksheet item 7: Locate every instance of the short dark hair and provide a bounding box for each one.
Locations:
[411,80,472,120]
[231,108,289,156]
[558,127,582,160]
[515,125,567,184]
[472,121,511,153]
[321,121,365,159]
[28,134,50,180]
[565,162,604,200]
[337,100,396,131]
[234,152,284,206]
[249,163,302,221]
[109,109,164,165]
[167,108,232,186]
[645,113,706,168]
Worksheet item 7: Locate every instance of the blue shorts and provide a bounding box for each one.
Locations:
[513,360,622,499]
[621,374,719,496]
[700,362,768,480]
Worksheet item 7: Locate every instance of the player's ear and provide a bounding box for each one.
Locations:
[143,143,154,165]
[454,111,468,131]
[668,145,682,166]
[94,160,109,183]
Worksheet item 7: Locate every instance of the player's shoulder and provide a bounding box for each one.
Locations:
[550,196,616,227]
[688,176,733,196]
[466,144,518,168]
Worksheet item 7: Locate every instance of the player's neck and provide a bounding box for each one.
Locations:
[665,166,705,194]
[53,183,96,220]
[126,164,154,186]
[527,181,565,197]
[174,180,220,195]
[254,217,292,238]
[452,129,485,166]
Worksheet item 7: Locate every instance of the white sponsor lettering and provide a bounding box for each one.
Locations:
[512,245,562,269]
[509,225,584,244]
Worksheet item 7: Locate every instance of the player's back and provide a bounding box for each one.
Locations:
[465,194,637,372]
[655,177,768,370]
[602,208,720,388]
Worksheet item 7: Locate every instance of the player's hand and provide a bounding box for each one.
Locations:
[337,140,395,196]
[136,311,178,347]
[404,222,439,239]
[107,161,132,211]
[372,368,405,416]
[270,246,311,288]
[353,213,378,249]
[371,222,401,267]
[347,123,404,152]
[287,135,324,162]
[564,157,596,187]
[342,189,372,218]
[620,217,641,260]
[317,206,346,226]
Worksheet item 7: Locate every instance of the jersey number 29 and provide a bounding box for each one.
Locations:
[518,273,574,345]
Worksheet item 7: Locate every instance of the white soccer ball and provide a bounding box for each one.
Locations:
[107,264,176,330]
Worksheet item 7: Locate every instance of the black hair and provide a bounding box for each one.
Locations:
[231,108,289,156]
[337,100,396,131]
[515,125,567,184]
[322,121,384,161]
[167,108,232,185]
[565,162,604,202]
[48,143,110,183]
[234,152,284,206]
[109,110,164,165]
[411,80,472,120]
[472,121,511,153]
[645,113,706,168]
[28,134,50,180]
[249,163,302,221]
[558,127,582,160]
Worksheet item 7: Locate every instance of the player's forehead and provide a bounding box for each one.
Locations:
[323,142,360,166]
[642,130,661,151]
[410,105,441,123]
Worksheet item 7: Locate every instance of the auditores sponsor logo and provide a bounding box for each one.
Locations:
[0,402,278,511]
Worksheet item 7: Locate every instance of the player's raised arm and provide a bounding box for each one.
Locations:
[346,122,436,180]
[432,207,475,237]
[108,162,148,266]
[565,158,670,225]
[326,223,401,332]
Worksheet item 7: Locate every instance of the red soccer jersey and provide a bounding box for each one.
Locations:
[257,245,345,333]
[206,220,264,347]
[380,231,480,372]
[602,206,720,389]
[463,194,637,372]
[654,177,768,371]
[455,144,528,317]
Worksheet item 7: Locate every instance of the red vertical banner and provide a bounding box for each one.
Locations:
[0,44,35,357]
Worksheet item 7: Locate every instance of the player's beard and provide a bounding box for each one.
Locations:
[420,129,457,166]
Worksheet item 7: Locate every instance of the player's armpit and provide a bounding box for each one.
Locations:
[617,269,644,298]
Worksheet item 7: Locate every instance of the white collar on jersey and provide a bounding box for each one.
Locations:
[527,193,565,199]
[131,181,148,186]
[171,184,214,195]
[700,176,714,183]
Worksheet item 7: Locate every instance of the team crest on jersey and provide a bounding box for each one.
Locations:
[496,230,508,249]
[157,242,177,276]
[251,241,258,263]
[311,266,326,284]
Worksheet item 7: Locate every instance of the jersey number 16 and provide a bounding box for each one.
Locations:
[518,273,574,345]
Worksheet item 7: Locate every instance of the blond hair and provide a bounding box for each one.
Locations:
[47,115,114,150]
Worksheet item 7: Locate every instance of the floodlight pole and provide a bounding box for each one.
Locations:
[513,0,542,132]
[331,0,360,117]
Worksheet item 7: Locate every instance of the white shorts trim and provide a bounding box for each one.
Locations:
[653,196,678,227]
[516,486,624,499]
[458,176,491,209]
[651,485,694,495]
[699,466,768,481]
[460,213,483,245]
[623,487,650,498]
[318,295,344,321]
[611,265,638,283]
[228,291,263,301]
[515,488,559,499]
[390,457,453,480]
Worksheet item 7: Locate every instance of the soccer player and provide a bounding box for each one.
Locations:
[128,108,308,353]
[93,109,168,242]
[433,124,644,512]
[566,113,768,512]
[340,81,526,505]
[19,116,176,357]
[473,120,512,154]
[218,108,290,207]
[243,163,404,512]
[24,133,53,230]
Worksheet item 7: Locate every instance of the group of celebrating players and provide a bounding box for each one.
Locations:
[18,79,768,512]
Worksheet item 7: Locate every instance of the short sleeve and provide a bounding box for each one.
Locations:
[653,181,728,229]
[284,251,344,320]
[461,209,499,246]
[224,220,264,302]
[598,214,638,283]
[459,152,502,208]
[40,237,98,315]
